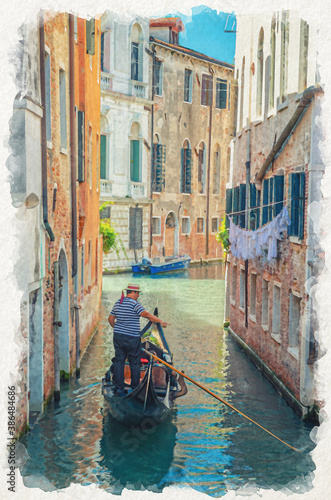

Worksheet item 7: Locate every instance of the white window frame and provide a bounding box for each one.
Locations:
[250,273,257,321]
[262,278,269,330]
[196,217,205,234]
[211,217,219,234]
[181,216,190,235]
[239,269,245,310]
[152,216,161,236]
[272,283,281,343]
[184,68,193,103]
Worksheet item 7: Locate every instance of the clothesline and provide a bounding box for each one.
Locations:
[228,206,291,261]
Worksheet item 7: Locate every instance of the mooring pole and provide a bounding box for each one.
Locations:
[53,261,61,401]
[74,302,81,378]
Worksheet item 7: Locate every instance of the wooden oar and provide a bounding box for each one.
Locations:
[142,348,302,453]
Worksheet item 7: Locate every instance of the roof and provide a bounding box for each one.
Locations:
[150,37,234,70]
[150,17,184,32]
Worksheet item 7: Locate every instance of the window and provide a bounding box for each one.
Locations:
[232,266,237,302]
[239,57,245,130]
[184,69,193,103]
[288,172,305,239]
[129,207,143,249]
[131,24,143,82]
[216,78,227,109]
[182,217,190,234]
[100,204,111,219]
[101,31,111,72]
[262,174,284,225]
[269,17,276,111]
[81,244,85,298]
[96,134,100,190]
[86,18,95,55]
[88,124,92,188]
[272,284,281,339]
[249,183,261,229]
[225,188,232,229]
[198,142,206,194]
[280,11,289,103]
[77,110,85,182]
[250,274,257,318]
[197,218,204,233]
[130,122,141,183]
[201,74,213,106]
[256,28,264,117]
[45,50,51,143]
[289,293,301,348]
[59,70,67,150]
[211,218,218,233]
[181,140,192,193]
[152,217,161,236]
[152,135,166,192]
[88,240,92,289]
[240,269,245,309]
[298,20,309,93]
[100,134,107,180]
[213,146,221,194]
[262,279,269,327]
[154,60,163,96]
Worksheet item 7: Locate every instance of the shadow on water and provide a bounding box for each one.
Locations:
[99,411,178,493]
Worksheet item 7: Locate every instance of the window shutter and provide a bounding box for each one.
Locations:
[288,173,293,236]
[268,177,274,222]
[239,183,246,228]
[233,186,239,225]
[220,80,227,109]
[78,111,85,182]
[101,33,105,71]
[274,174,284,216]
[86,19,95,55]
[180,148,184,193]
[129,207,143,249]
[130,140,140,182]
[186,148,192,193]
[155,144,163,192]
[201,76,206,105]
[262,179,269,226]
[249,183,260,229]
[162,144,166,189]
[225,188,233,228]
[100,135,107,180]
[138,42,143,82]
[299,172,305,240]
[291,173,300,237]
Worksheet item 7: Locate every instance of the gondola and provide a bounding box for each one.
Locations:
[101,317,187,427]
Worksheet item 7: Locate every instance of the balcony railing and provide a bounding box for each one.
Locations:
[130,182,146,199]
[131,81,147,99]
[101,73,113,92]
[100,179,113,195]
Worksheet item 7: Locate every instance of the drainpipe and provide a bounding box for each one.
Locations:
[206,66,214,256]
[254,84,323,186]
[69,14,77,278]
[53,261,61,401]
[39,10,55,242]
[148,44,156,256]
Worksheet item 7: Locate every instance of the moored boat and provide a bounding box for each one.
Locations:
[102,321,187,427]
[132,255,191,275]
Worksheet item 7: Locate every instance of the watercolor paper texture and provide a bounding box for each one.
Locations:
[0,0,330,499]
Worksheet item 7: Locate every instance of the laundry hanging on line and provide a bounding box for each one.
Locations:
[229,206,291,261]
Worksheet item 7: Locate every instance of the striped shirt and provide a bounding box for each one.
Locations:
[111,297,145,337]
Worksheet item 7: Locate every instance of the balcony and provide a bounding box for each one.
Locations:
[130,81,147,99]
[101,73,113,92]
[130,182,146,199]
[100,179,113,196]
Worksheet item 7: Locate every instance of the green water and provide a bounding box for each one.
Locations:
[20,265,316,496]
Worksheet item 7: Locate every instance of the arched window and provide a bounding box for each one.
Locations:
[269,17,276,111]
[256,28,264,117]
[130,122,141,182]
[131,23,143,82]
[181,139,192,193]
[198,142,206,194]
[239,57,245,130]
[212,144,221,194]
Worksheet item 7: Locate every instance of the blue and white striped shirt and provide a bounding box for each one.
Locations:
[111,297,145,337]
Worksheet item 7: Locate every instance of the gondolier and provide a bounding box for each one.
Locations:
[108,284,170,397]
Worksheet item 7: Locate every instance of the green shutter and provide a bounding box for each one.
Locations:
[86,19,95,55]
[130,140,140,182]
[249,183,260,229]
[299,172,305,240]
[155,144,163,192]
[239,183,246,228]
[262,179,269,225]
[225,188,233,228]
[100,135,107,180]
[274,175,284,216]
[162,144,166,189]
[233,186,239,225]
[291,173,300,236]
[186,148,192,193]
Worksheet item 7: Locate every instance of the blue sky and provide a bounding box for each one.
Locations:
[166,6,236,65]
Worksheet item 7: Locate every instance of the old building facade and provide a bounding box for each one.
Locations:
[9,11,103,436]
[149,18,236,262]
[225,11,323,418]
[99,11,153,271]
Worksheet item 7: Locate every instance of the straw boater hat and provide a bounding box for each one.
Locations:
[119,284,142,303]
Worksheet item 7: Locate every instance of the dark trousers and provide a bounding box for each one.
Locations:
[113,333,141,390]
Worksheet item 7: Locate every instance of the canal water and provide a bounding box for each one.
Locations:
[20,265,316,497]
